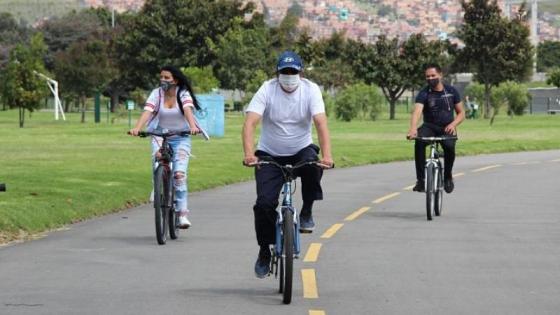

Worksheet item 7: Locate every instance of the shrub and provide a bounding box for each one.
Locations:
[334,83,383,122]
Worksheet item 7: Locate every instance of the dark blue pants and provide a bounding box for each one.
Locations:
[415,123,457,181]
[253,144,323,247]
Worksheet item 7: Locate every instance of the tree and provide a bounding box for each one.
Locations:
[537,41,560,72]
[546,67,560,88]
[114,0,259,89]
[40,8,112,71]
[39,8,121,112]
[0,12,30,68]
[1,33,48,127]
[53,39,114,122]
[209,19,273,92]
[303,32,358,91]
[457,0,533,119]
[353,34,449,120]
[182,66,219,94]
[270,11,300,51]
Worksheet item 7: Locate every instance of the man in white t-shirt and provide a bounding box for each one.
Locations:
[243,51,334,278]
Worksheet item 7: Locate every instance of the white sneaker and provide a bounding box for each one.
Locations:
[149,189,154,203]
[178,212,191,229]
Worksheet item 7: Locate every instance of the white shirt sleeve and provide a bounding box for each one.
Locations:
[179,89,194,109]
[309,83,325,116]
[245,82,268,115]
[144,88,160,112]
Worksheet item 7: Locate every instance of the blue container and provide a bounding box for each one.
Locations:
[195,94,225,137]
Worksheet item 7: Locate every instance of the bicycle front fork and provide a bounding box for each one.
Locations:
[424,159,441,193]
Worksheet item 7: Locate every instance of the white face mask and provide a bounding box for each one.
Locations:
[278,74,300,92]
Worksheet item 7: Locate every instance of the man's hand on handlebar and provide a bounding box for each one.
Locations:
[243,155,259,167]
[318,157,334,169]
[406,128,417,140]
[444,123,457,135]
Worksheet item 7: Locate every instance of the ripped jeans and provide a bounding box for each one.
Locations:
[151,135,191,213]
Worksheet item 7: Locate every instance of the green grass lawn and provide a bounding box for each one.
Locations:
[1,109,559,242]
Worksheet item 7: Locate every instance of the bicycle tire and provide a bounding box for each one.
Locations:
[278,254,284,294]
[282,209,294,304]
[154,165,168,245]
[168,182,179,240]
[434,163,443,216]
[425,164,435,221]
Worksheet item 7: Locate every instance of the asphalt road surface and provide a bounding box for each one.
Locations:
[1,150,559,315]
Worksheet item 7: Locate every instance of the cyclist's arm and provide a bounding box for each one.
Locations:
[242,112,262,165]
[444,102,465,135]
[407,103,424,138]
[313,113,333,167]
[130,111,152,136]
[183,106,199,134]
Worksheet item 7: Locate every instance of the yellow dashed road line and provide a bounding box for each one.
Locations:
[302,269,319,298]
[321,223,344,239]
[344,207,370,221]
[309,310,326,315]
[454,172,465,177]
[373,192,400,204]
[403,184,415,191]
[304,243,322,262]
[551,158,560,163]
[472,164,502,173]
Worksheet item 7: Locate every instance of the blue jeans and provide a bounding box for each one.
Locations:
[151,135,191,213]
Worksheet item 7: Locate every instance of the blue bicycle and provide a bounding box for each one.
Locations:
[247,158,326,304]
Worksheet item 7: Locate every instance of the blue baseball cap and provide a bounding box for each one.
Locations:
[277,51,303,72]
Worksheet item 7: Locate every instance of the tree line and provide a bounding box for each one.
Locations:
[0,0,558,127]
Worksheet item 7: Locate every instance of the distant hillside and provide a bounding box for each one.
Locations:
[0,0,85,25]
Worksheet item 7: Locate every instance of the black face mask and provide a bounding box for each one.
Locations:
[427,78,440,89]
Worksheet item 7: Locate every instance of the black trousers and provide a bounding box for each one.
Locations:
[415,123,456,181]
[253,144,323,247]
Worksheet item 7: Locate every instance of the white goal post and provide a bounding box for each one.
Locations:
[33,71,66,121]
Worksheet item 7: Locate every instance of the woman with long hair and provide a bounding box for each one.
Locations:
[130,65,201,228]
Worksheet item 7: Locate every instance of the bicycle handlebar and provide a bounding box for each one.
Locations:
[243,159,334,170]
[128,130,191,138]
[408,136,457,142]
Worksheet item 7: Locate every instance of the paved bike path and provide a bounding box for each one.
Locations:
[0,150,559,315]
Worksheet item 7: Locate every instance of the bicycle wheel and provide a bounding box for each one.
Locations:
[154,165,168,245]
[168,185,179,240]
[425,164,435,221]
[282,209,294,304]
[278,253,284,294]
[434,163,444,216]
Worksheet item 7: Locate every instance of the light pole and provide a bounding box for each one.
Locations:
[504,0,539,75]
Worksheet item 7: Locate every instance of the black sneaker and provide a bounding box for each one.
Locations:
[299,214,315,233]
[412,180,425,193]
[444,178,454,193]
[254,246,271,278]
